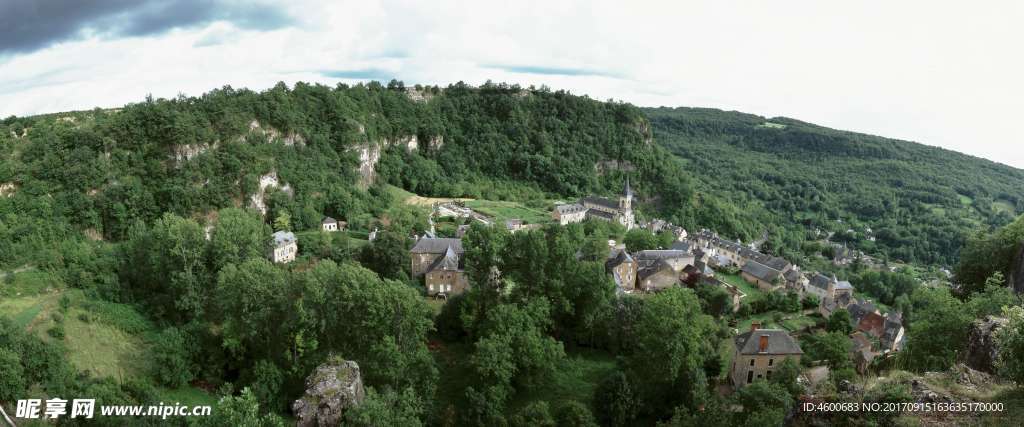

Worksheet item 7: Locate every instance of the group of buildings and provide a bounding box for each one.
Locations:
[552,179,636,230]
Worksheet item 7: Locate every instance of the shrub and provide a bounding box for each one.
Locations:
[47,325,65,339]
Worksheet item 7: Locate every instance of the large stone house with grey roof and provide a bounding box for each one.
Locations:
[410,237,468,297]
[731,323,803,389]
[741,260,784,291]
[553,179,636,229]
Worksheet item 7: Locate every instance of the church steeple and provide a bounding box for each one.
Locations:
[624,177,633,198]
[619,177,633,210]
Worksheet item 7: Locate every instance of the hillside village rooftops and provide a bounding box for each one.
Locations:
[411,237,464,254]
[272,231,296,247]
[742,260,782,282]
[735,329,803,355]
[670,241,693,252]
[322,216,338,225]
[636,250,690,260]
[586,209,616,220]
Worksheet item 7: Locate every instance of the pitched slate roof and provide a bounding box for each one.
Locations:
[272,231,296,247]
[554,203,586,214]
[606,249,635,269]
[858,312,886,337]
[734,329,803,355]
[322,216,338,225]
[670,241,692,252]
[410,237,464,254]
[580,196,619,210]
[809,273,834,291]
[427,245,461,272]
[741,260,782,282]
[784,269,804,283]
[585,209,616,220]
[636,250,690,260]
[638,259,674,281]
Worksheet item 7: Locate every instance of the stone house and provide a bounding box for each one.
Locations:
[637,259,679,292]
[741,260,784,291]
[606,249,637,291]
[505,219,524,233]
[731,323,803,389]
[553,179,636,229]
[410,237,468,297]
[635,250,694,272]
[552,203,587,225]
[270,231,298,263]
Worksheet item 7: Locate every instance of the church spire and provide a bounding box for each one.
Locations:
[624,177,633,198]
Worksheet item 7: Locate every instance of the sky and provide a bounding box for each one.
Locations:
[1,0,1022,168]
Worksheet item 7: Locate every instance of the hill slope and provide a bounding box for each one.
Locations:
[645,106,1024,265]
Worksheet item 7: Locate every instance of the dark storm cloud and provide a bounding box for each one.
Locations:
[0,0,293,56]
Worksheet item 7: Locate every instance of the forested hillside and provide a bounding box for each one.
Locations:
[646,107,1024,266]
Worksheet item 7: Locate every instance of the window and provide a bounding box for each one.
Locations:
[766,370,772,380]
[746,371,753,384]
[429,284,434,292]
[749,359,754,367]
[769,358,774,366]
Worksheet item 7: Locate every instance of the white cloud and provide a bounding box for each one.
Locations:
[0,0,1022,168]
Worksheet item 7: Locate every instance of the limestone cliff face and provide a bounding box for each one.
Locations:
[292,359,365,427]
[963,315,1008,374]
[247,170,293,217]
[353,134,442,187]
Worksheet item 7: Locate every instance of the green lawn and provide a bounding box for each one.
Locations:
[61,305,149,379]
[0,269,60,297]
[464,200,551,225]
[718,273,763,301]
[957,194,974,206]
[159,386,218,407]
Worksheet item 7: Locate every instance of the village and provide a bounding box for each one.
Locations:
[263,179,907,394]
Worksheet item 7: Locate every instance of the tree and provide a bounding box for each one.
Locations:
[272,211,291,231]
[902,287,971,371]
[198,388,285,427]
[826,309,853,334]
[770,357,803,397]
[626,288,716,417]
[150,327,194,388]
[215,258,289,360]
[624,228,658,252]
[0,348,25,402]
[554,401,598,427]
[593,371,638,427]
[345,387,424,427]
[511,401,556,427]
[122,213,209,322]
[209,208,271,271]
[359,230,411,280]
[997,305,1024,385]
[733,381,792,427]
[967,272,1021,318]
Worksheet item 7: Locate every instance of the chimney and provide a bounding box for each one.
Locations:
[750,321,761,332]
[758,335,769,353]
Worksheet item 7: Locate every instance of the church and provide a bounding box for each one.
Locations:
[553,179,636,229]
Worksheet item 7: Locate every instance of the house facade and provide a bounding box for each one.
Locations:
[270,231,298,263]
[410,237,468,297]
[321,217,344,232]
[731,324,803,389]
[606,249,637,291]
[741,260,784,291]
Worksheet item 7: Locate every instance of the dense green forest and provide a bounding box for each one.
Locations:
[646,107,1024,266]
[2,82,1024,426]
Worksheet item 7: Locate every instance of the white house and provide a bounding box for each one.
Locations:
[270,231,298,263]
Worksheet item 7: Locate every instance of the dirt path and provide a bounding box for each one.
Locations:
[404,195,475,207]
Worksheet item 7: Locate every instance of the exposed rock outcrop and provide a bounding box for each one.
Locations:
[0,182,15,197]
[353,135,436,187]
[292,358,365,427]
[248,171,293,216]
[1010,244,1024,294]
[963,315,1008,373]
[246,119,306,146]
